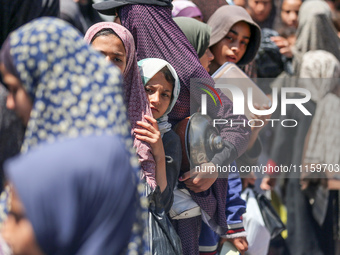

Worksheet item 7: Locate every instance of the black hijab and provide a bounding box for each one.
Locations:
[0,0,59,48]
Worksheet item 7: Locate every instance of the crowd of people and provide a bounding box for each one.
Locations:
[0,0,339,254]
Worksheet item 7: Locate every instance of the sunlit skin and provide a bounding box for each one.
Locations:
[0,64,32,126]
[143,72,172,120]
[1,187,44,255]
[91,34,127,73]
[192,16,203,22]
[114,16,121,25]
[281,0,302,28]
[210,21,251,74]
[199,48,214,73]
[234,0,247,9]
[247,0,273,23]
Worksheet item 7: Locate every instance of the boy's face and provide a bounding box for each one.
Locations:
[281,0,302,28]
[144,71,173,119]
[1,187,44,255]
[210,21,251,66]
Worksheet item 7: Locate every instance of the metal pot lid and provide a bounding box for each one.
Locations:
[185,113,224,168]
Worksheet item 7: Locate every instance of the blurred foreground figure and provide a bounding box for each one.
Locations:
[2,135,141,255]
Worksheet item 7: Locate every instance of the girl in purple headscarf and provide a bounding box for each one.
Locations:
[85,22,157,189]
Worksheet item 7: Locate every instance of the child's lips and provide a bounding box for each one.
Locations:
[226,55,237,62]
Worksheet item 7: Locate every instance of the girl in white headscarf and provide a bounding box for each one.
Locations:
[134,58,181,214]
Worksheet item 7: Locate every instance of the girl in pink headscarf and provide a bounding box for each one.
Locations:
[85,22,157,189]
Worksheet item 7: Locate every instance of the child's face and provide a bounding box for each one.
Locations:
[281,0,302,28]
[145,71,173,119]
[247,0,273,23]
[91,34,127,73]
[199,48,214,72]
[210,21,251,66]
[1,187,44,255]
[0,64,32,127]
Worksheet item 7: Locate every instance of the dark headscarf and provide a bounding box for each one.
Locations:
[59,0,102,35]
[0,0,59,48]
[5,134,141,255]
[293,0,340,77]
[208,5,261,66]
[174,17,211,58]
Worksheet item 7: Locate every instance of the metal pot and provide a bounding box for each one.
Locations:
[174,113,224,172]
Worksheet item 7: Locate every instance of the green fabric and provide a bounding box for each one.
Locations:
[174,17,211,58]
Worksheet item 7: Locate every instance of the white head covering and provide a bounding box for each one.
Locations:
[302,50,340,187]
[138,58,180,135]
[300,50,340,102]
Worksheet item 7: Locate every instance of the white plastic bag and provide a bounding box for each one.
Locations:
[241,188,271,255]
[169,187,201,219]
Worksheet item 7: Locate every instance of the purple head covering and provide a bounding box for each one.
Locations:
[84,22,156,189]
[172,1,203,20]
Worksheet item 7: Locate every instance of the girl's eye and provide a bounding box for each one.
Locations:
[226,36,233,41]
[8,211,24,223]
[241,41,249,46]
[145,87,152,93]
[113,57,122,62]
[162,93,170,98]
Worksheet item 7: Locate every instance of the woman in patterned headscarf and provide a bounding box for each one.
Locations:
[0,0,60,216]
[84,22,157,189]
[0,17,146,254]
[1,18,130,153]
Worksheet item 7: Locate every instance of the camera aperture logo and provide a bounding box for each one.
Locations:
[199,84,223,106]
[200,84,312,128]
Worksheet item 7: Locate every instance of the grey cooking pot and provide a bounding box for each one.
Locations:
[174,113,224,172]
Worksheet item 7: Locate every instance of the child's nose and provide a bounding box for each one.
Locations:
[6,93,15,110]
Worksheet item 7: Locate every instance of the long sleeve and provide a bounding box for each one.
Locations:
[160,130,182,214]
[225,171,247,238]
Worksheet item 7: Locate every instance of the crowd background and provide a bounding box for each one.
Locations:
[0,0,339,255]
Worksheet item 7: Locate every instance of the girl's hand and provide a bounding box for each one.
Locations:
[135,115,164,160]
[179,162,218,193]
[135,115,167,192]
